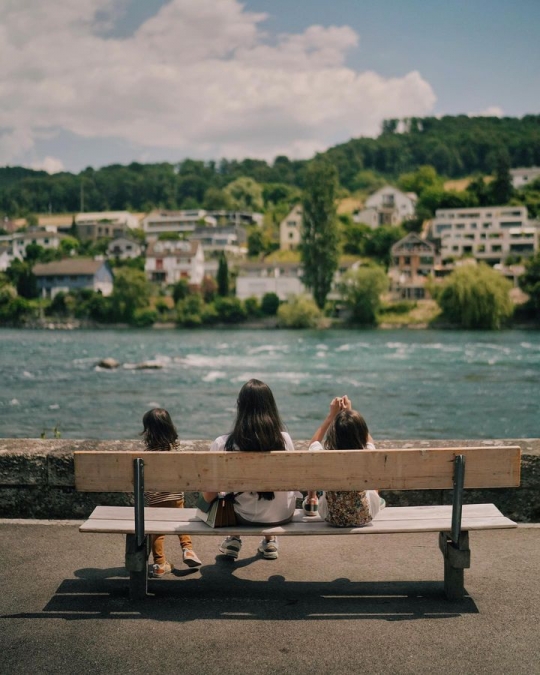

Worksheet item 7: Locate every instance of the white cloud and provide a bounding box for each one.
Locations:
[31,156,65,174]
[0,0,437,167]
[469,106,504,118]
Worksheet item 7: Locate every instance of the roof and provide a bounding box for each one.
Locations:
[32,259,108,277]
[391,232,436,255]
[146,239,200,258]
[17,231,65,241]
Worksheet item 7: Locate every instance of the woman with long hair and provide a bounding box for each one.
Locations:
[203,379,299,560]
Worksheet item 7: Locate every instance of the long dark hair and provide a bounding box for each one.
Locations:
[325,410,369,450]
[141,408,178,451]
[225,379,286,500]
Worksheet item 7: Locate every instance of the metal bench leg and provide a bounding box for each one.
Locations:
[439,531,470,601]
[125,534,149,600]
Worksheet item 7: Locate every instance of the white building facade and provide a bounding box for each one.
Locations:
[235,262,305,300]
[145,239,205,285]
[432,205,538,264]
[354,186,417,228]
[279,205,302,250]
[75,211,140,230]
[107,237,143,260]
[142,210,216,240]
[510,167,540,190]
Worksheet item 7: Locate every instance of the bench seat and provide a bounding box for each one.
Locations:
[80,503,516,536]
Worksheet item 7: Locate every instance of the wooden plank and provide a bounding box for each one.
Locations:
[74,446,521,492]
[79,504,517,535]
[82,503,510,523]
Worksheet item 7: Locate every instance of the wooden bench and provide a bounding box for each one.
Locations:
[74,445,521,601]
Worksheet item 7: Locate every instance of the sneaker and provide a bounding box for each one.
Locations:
[302,496,319,516]
[149,561,174,578]
[258,537,279,560]
[183,549,202,568]
[219,536,242,559]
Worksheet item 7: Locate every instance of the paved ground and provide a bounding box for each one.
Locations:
[0,521,539,675]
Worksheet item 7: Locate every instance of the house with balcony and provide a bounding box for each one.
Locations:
[207,210,263,227]
[190,225,247,256]
[431,205,538,265]
[75,211,140,231]
[144,239,204,286]
[279,205,302,251]
[10,230,66,258]
[33,259,113,298]
[388,233,437,299]
[107,237,143,260]
[142,210,216,240]
[353,186,417,228]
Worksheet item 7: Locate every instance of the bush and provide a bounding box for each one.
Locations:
[213,296,247,324]
[261,292,280,316]
[339,265,388,325]
[438,264,513,329]
[131,308,157,327]
[277,295,321,328]
[172,279,190,303]
[381,300,417,314]
[176,295,205,327]
[244,296,261,317]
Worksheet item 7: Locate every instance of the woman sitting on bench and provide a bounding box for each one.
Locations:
[303,395,385,527]
[203,378,299,561]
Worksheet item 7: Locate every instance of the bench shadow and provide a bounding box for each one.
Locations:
[1,555,479,622]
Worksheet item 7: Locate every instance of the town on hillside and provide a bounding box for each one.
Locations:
[1,162,539,330]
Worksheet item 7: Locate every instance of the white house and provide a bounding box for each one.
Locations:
[235,261,305,300]
[0,243,23,271]
[279,205,302,251]
[354,186,417,228]
[11,230,66,258]
[142,210,216,240]
[190,225,247,256]
[33,259,114,298]
[107,237,143,260]
[431,205,538,265]
[510,167,540,190]
[75,211,140,230]
[145,239,205,285]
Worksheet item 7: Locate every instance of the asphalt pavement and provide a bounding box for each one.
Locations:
[0,521,539,675]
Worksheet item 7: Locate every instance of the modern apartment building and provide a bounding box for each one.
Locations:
[142,210,216,239]
[431,205,538,265]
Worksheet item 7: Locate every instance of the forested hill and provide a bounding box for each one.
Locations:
[1,115,539,216]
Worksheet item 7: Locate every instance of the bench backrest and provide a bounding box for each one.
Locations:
[74,446,521,492]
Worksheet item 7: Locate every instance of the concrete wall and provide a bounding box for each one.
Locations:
[1,438,538,522]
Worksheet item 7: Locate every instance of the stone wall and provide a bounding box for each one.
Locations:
[1,438,539,522]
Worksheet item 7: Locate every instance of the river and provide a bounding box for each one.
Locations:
[0,328,538,440]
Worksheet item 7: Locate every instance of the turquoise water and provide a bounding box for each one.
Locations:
[0,328,538,440]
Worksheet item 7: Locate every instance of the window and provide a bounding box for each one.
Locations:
[491,245,502,252]
[483,222,491,228]
[404,257,411,265]
[456,224,465,229]
[289,232,294,239]
[500,221,522,228]
[420,256,433,265]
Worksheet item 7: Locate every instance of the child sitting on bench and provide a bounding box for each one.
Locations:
[303,395,385,527]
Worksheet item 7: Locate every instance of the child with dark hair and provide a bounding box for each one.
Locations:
[203,379,299,561]
[141,408,202,576]
[303,395,385,527]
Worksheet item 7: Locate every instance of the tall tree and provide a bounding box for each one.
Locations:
[490,152,514,205]
[217,253,229,297]
[300,161,339,309]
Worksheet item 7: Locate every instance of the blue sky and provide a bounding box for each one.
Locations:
[0,0,538,173]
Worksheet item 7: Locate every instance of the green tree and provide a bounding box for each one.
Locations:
[202,187,232,210]
[261,292,280,316]
[217,253,229,297]
[111,267,151,322]
[243,296,260,317]
[364,225,405,266]
[341,220,371,255]
[213,296,247,323]
[489,152,514,205]
[398,165,442,196]
[6,260,38,299]
[172,279,190,303]
[224,177,264,211]
[301,161,339,309]
[277,294,321,328]
[519,252,540,316]
[339,265,388,325]
[438,264,513,329]
[176,294,204,327]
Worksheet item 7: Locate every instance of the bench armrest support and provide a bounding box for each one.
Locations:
[451,454,465,544]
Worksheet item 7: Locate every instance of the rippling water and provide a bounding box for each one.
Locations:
[0,328,538,440]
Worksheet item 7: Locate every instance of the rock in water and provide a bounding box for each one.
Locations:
[135,360,163,369]
[98,358,120,369]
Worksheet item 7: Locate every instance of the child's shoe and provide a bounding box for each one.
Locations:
[219,536,242,559]
[258,537,279,560]
[149,561,174,578]
[302,496,319,516]
[183,549,202,568]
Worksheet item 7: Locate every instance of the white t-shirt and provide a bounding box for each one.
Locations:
[309,441,383,525]
[211,432,299,524]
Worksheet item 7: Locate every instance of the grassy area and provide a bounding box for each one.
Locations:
[377,299,441,327]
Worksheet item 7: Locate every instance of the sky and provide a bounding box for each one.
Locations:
[0,0,539,174]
